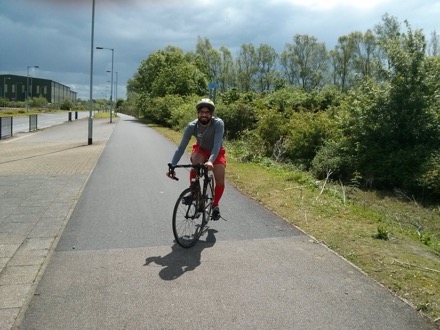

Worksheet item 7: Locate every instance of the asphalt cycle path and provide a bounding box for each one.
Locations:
[20,114,436,329]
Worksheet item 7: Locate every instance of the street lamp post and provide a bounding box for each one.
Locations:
[26,65,39,111]
[115,71,118,113]
[106,70,112,114]
[96,46,114,123]
[88,0,96,145]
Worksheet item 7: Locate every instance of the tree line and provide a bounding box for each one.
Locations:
[123,14,440,200]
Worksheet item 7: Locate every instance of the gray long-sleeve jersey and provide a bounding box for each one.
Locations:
[171,117,224,166]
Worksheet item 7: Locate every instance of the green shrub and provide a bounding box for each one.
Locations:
[311,138,353,180]
[168,100,198,131]
[283,111,336,169]
[373,226,390,240]
[254,108,288,157]
[226,130,265,163]
[216,100,258,140]
[60,99,73,110]
[141,95,185,126]
[417,151,440,197]
[29,96,48,108]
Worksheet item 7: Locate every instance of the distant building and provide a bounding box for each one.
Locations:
[0,74,77,104]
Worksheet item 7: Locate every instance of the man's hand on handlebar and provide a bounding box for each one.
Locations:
[167,163,178,181]
[205,161,214,171]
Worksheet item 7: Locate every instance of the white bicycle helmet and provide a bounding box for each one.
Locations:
[196,98,215,112]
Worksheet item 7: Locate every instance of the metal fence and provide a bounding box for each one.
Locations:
[0,116,13,139]
[29,114,38,132]
[0,115,39,140]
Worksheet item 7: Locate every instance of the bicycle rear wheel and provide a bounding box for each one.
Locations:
[172,187,203,248]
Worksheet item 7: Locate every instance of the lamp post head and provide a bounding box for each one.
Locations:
[96,46,114,51]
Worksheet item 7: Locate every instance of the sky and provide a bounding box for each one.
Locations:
[1,0,439,100]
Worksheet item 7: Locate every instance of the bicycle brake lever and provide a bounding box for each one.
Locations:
[168,163,179,181]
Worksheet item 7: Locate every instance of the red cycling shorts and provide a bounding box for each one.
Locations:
[191,143,226,166]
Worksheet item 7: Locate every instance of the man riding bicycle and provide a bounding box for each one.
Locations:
[167,98,226,220]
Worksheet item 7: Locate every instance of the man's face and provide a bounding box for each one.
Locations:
[197,107,212,125]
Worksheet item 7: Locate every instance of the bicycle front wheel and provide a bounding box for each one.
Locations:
[172,187,203,248]
[203,175,215,223]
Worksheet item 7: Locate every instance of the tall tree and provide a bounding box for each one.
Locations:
[374,13,401,42]
[352,30,380,79]
[280,34,328,92]
[195,37,222,85]
[236,43,258,92]
[374,13,401,74]
[330,32,374,90]
[135,46,206,97]
[218,46,235,92]
[428,30,440,56]
[330,35,356,90]
[256,44,279,92]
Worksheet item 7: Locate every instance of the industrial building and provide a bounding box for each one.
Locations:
[0,74,77,104]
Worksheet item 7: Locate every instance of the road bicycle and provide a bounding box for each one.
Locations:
[168,163,215,248]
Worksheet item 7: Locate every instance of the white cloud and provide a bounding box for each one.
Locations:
[271,0,392,11]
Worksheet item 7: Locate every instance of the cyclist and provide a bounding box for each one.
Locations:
[167,98,226,220]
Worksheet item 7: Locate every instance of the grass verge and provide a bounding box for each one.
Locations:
[0,108,63,117]
[153,123,439,323]
[0,108,116,119]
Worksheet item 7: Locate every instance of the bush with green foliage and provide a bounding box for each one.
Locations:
[60,98,73,110]
[255,108,289,158]
[168,95,200,130]
[215,96,258,140]
[29,96,48,108]
[120,92,141,117]
[417,151,440,196]
[262,86,342,113]
[225,129,265,163]
[140,94,185,126]
[283,111,336,169]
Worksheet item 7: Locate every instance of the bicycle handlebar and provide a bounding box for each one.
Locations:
[167,163,209,181]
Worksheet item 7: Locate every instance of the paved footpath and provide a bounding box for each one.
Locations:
[0,117,116,329]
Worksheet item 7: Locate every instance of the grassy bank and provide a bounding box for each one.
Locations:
[153,123,440,323]
[0,108,114,119]
[0,108,63,117]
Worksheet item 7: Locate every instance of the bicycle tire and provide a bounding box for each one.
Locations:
[172,187,203,248]
[203,175,215,223]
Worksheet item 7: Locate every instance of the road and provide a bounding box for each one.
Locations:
[12,111,89,134]
[19,114,436,329]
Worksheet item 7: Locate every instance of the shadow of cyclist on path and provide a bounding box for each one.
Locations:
[144,229,217,281]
